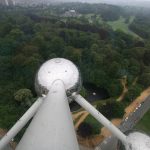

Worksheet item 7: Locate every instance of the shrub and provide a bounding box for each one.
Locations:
[96,100,125,120]
[77,122,93,138]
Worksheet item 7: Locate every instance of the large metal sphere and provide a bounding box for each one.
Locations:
[126,132,150,150]
[118,131,150,150]
[35,58,81,97]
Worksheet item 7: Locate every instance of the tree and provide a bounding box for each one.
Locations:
[21,45,39,56]
[0,56,12,80]
[132,47,145,60]
[99,29,109,40]
[144,49,150,65]
[134,40,145,47]
[108,80,123,97]
[92,70,110,88]
[108,61,121,78]
[90,44,99,53]
[0,22,12,37]
[14,89,34,107]
[129,58,141,76]
[125,85,143,102]
[97,101,125,119]
[138,73,150,88]
[63,46,82,64]
[77,122,93,138]
[49,37,65,56]
[8,28,24,42]
[80,87,88,98]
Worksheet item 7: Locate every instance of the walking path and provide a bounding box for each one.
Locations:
[117,76,128,102]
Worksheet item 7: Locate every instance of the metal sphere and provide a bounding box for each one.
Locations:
[126,132,150,150]
[118,131,150,150]
[35,58,81,97]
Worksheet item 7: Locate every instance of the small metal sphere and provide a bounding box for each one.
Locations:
[35,58,81,97]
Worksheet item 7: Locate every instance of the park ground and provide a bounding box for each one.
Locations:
[73,85,150,148]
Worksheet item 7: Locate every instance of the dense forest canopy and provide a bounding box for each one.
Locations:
[0,3,150,132]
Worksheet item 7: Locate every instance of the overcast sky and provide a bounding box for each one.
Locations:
[17,0,150,3]
[16,0,150,7]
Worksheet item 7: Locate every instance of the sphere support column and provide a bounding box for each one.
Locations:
[16,80,79,150]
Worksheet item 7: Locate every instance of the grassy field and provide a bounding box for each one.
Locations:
[85,14,141,38]
[107,16,140,38]
[135,110,150,133]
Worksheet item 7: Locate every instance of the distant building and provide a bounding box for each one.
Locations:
[0,0,15,6]
[0,0,7,5]
[63,10,81,18]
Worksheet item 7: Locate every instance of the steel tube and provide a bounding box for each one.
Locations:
[0,97,43,150]
[73,94,128,145]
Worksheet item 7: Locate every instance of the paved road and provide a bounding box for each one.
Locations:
[95,136,118,150]
[119,95,150,132]
[80,145,94,150]
[95,95,150,150]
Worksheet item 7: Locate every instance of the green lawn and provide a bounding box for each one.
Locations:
[135,110,150,133]
[107,16,140,38]
[85,14,140,38]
